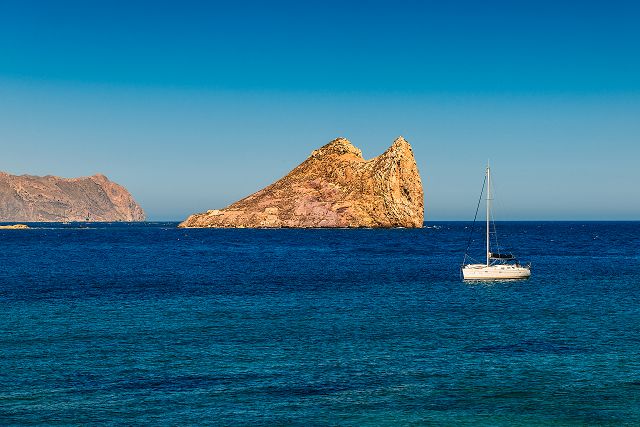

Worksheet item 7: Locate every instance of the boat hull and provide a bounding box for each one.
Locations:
[462,264,531,280]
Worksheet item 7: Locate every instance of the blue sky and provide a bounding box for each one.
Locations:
[1,0,638,220]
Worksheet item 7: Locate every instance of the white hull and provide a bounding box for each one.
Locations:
[462,264,531,280]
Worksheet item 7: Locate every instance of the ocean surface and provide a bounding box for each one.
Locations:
[1,221,639,425]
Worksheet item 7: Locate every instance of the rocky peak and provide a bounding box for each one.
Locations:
[310,137,363,159]
[91,173,109,181]
[392,135,410,149]
[381,136,412,155]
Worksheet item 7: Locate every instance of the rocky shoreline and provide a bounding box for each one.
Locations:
[0,224,29,229]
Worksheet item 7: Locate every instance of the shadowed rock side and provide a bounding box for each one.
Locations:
[0,172,145,222]
[180,136,423,228]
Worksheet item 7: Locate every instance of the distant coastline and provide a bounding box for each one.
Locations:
[0,171,145,222]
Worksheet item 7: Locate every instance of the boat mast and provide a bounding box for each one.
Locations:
[486,163,490,266]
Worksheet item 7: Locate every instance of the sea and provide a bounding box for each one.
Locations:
[1,221,639,425]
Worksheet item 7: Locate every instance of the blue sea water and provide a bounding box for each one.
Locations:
[0,221,639,425]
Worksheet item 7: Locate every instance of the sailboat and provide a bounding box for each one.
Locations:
[461,164,531,280]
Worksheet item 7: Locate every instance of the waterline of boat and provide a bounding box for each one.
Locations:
[461,263,531,280]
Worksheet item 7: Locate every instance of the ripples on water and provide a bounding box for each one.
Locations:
[1,222,639,425]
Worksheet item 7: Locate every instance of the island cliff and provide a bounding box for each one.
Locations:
[179,136,423,228]
[0,172,145,222]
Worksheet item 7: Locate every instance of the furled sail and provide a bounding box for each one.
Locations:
[489,252,515,260]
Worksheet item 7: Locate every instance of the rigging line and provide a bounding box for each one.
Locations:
[491,207,500,256]
[489,171,503,256]
[462,173,487,264]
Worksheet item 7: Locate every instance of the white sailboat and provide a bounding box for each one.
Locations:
[461,164,531,280]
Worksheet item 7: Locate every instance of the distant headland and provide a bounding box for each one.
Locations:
[0,172,145,222]
[179,136,424,228]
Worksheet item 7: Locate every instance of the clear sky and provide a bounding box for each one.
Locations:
[1,0,638,220]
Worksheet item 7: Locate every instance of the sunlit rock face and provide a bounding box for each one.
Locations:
[179,136,423,228]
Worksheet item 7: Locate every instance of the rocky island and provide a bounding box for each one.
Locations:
[179,136,423,228]
[0,172,145,222]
